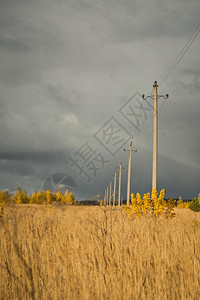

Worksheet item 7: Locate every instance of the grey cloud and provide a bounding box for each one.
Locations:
[0,34,31,53]
[0,0,199,199]
[158,153,200,199]
[0,159,35,176]
[0,151,68,164]
[44,84,83,112]
[69,0,200,43]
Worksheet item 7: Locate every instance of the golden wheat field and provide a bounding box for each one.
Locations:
[0,205,200,300]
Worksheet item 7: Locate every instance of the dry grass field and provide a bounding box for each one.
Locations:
[0,205,200,300]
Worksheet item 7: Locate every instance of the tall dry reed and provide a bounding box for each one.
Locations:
[0,205,200,299]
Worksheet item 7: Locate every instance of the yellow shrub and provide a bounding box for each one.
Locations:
[124,189,175,219]
[142,192,151,215]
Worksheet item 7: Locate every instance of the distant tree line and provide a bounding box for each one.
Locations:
[0,188,76,206]
[0,189,200,210]
[176,194,200,208]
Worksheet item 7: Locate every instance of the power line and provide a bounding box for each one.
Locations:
[159,23,200,85]
[138,24,200,152]
[158,23,200,116]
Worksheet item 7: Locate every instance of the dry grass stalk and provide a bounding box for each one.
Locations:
[0,205,200,299]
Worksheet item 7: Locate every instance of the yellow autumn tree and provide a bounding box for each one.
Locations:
[29,191,37,204]
[165,198,176,219]
[30,190,45,204]
[130,192,152,217]
[124,189,175,219]
[61,190,76,205]
[153,189,165,216]
[13,188,29,204]
[151,188,158,216]
[130,193,138,216]
[136,193,143,217]
[142,192,151,215]
[0,190,11,217]
[44,190,55,204]
[0,190,11,205]
[56,190,63,202]
[128,192,148,217]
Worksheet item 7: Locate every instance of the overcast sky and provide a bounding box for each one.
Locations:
[0,0,200,200]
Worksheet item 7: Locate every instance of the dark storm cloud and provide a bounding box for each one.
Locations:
[0,34,31,53]
[0,159,35,176]
[0,151,68,164]
[158,153,200,199]
[70,0,199,43]
[0,7,69,86]
[0,151,70,184]
[0,150,72,193]
[0,0,199,198]
[44,84,83,111]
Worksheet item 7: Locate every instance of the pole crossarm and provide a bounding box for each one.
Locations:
[142,81,169,101]
[124,141,137,153]
[142,94,169,100]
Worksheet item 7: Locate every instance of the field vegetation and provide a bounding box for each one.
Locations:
[0,188,75,207]
[1,203,200,299]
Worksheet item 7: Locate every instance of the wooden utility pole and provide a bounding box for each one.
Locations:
[113,172,117,206]
[124,142,137,206]
[152,81,158,191]
[126,142,132,206]
[104,189,106,206]
[118,163,122,206]
[142,81,169,191]
[109,181,112,206]
[106,185,109,206]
